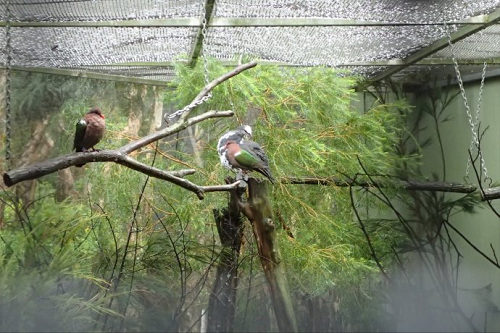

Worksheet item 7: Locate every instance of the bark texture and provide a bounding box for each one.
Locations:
[242,178,298,332]
[208,184,244,332]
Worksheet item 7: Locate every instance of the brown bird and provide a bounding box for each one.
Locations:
[73,107,106,167]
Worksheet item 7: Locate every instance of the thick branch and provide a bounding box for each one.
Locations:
[240,178,298,332]
[481,187,500,201]
[3,148,241,200]
[282,176,477,193]
[3,108,232,184]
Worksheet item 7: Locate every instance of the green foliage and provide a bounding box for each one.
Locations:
[0,187,104,331]
[1,72,209,331]
[166,59,415,325]
[1,60,420,331]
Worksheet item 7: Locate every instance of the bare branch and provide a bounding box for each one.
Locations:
[121,110,234,154]
[445,220,500,270]
[282,176,477,193]
[179,61,257,123]
[200,181,242,194]
[2,61,258,198]
[480,186,500,201]
[3,149,190,184]
[3,149,239,200]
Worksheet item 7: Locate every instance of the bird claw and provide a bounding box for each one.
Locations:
[235,171,249,182]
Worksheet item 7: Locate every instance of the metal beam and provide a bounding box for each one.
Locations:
[366,7,500,84]
[0,16,491,28]
[92,61,181,67]
[344,58,500,66]
[6,66,170,86]
[0,18,201,28]
[100,57,500,68]
[210,16,492,27]
[188,0,215,68]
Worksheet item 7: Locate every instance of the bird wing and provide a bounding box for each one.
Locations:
[73,119,87,152]
[243,141,270,166]
[233,148,261,169]
[239,141,275,184]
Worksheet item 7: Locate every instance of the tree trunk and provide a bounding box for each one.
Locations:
[15,117,54,207]
[123,84,144,138]
[150,86,164,133]
[55,168,76,202]
[244,178,298,332]
[0,69,6,228]
[187,125,204,168]
[207,183,244,332]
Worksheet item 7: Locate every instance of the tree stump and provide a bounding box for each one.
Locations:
[207,181,245,332]
[243,178,298,333]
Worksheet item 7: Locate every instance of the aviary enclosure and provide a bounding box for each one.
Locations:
[1,1,500,332]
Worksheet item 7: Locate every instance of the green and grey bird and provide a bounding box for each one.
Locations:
[223,139,275,184]
[73,107,106,167]
[217,125,252,169]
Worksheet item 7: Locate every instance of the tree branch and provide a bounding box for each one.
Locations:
[179,61,257,123]
[282,176,477,193]
[2,61,258,199]
[121,110,234,154]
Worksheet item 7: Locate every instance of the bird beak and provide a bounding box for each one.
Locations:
[101,114,106,119]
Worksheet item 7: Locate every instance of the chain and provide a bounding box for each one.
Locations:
[201,10,210,87]
[465,61,487,180]
[444,23,489,182]
[165,93,212,120]
[4,1,12,171]
[165,3,212,122]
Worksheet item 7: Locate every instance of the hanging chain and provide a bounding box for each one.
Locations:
[444,23,489,182]
[164,93,212,121]
[200,9,211,87]
[4,1,12,171]
[465,61,487,180]
[165,3,212,122]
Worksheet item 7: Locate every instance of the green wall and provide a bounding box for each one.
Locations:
[418,77,500,331]
[353,79,500,331]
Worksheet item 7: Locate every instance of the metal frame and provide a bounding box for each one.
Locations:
[2,6,500,85]
[369,7,500,82]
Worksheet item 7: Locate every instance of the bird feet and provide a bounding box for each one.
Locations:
[236,171,249,182]
[235,171,249,188]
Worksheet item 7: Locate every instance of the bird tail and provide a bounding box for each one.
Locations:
[73,147,85,167]
[257,168,275,184]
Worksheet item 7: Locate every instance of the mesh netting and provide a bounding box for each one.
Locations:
[0,0,202,22]
[204,25,457,67]
[0,0,499,83]
[8,26,197,67]
[214,0,500,23]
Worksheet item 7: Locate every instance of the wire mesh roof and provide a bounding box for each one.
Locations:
[1,0,500,86]
[214,0,499,23]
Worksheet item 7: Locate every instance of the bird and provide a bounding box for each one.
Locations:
[223,139,275,184]
[73,107,106,167]
[217,125,253,171]
[217,125,252,155]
